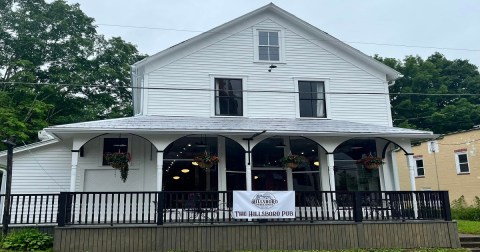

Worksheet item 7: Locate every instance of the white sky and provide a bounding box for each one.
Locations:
[66,0,480,67]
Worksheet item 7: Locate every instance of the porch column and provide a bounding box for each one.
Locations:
[285,137,293,191]
[70,150,79,192]
[156,151,164,191]
[218,137,227,191]
[245,151,252,191]
[405,153,416,191]
[326,153,336,191]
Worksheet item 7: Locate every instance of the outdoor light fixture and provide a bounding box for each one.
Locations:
[173,176,180,180]
[268,64,277,72]
[254,176,259,180]
[314,161,320,167]
[192,161,199,166]
[181,168,190,173]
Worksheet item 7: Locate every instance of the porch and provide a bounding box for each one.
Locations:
[0,190,459,251]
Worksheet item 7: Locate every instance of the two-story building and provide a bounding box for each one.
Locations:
[1,3,434,196]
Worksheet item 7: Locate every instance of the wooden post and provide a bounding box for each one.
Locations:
[442,191,452,221]
[353,191,363,223]
[156,192,164,225]
[2,136,15,236]
[57,192,67,227]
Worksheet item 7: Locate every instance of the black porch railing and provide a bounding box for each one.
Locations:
[54,190,451,226]
[0,191,451,226]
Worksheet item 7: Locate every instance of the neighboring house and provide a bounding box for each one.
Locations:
[397,127,480,203]
[0,3,434,196]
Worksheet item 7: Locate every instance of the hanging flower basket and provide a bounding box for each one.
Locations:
[280,153,306,169]
[104,152,132,182]
[194,151,219,170]
[356,154,384,170]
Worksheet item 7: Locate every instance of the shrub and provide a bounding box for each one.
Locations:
[1,228,53,251]
[451,195,480,221]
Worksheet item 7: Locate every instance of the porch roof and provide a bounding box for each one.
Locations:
[45,115,435,139]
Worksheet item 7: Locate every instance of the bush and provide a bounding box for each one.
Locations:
[451,195,480,221]
[1,228,53,251]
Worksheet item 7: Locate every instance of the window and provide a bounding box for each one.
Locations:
[415,158,425,177]
[258,31,279,61]
[298,81,326,118]
[102,138,128,165]
[455,151,470,174]
[215,78,243,116]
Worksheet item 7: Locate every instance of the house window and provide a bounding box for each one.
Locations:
[415,158,425,177]
[298,81,326,118]
[258,31,279,61]
[102,138,128,165]
[455,151,470,174]
[215,78,243,116]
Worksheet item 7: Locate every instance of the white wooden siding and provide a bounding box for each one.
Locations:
[9,143,71,194]
[145,19,391,126]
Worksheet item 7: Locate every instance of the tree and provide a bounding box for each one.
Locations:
[376,53,480,134]
[0,0,146,148]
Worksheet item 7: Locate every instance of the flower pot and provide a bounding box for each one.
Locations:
[364,163,380,170]
[286,162,298,169]
[198,162,214,169]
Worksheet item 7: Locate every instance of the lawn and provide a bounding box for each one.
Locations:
[456,219,480,235]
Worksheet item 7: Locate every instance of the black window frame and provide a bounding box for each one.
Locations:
[214,78,243,116]
[298,81,327,118]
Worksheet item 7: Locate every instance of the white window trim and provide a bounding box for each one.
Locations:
[414,157,425,177]
[210,75,248,117]
[455,151,470,174]
[293,78,330,119]
[100,135,132,167]
[253,28,285,63]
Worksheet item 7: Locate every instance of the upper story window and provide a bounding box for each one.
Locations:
[454,149,470,174]
[259,31,279,61]
[215,78,243,116]
[298,81,326,118]
[102,138,128,165]
[414,157,425,177]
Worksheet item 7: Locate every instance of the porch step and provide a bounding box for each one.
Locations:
[460,235,480,250]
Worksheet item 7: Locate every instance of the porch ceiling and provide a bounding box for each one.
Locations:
[44,115,435,139]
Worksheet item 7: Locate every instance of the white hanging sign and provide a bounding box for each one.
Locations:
[232,191,295,219]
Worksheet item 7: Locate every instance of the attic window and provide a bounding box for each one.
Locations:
[254,29,284,62]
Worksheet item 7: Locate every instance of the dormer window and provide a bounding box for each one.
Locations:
[254,28,284,62]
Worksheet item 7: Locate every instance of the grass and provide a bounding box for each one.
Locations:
[456,219,480,235]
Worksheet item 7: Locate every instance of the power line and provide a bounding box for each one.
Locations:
[2,81,480,97]
[95,23,480,53]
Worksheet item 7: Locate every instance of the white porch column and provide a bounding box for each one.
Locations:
[326,153,336,191]
[156,151,164,191]
[245,151,252,191]
[70,150,79,192]
[405,153,417,191]
[285,137,293,191]
[218,137,226,191]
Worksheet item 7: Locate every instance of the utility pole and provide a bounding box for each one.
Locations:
[2,136,16,236]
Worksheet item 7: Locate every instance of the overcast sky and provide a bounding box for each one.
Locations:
[65,0,480,67]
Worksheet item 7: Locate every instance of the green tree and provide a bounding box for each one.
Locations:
[0,0,146,147]
[376,53,480,134]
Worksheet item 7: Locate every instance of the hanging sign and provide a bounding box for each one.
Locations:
[232,191,295,219]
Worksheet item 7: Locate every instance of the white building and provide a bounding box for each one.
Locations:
[0,3,433,195]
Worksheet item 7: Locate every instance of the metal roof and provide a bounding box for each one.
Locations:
[45,115,434,138]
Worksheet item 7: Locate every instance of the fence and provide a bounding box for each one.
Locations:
[54,190,451,226]
[0,194,59,225]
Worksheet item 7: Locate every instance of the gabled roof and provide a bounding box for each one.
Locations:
[133,3,401,81]
[45,115,435,139]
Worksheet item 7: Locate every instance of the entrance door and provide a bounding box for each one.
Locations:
[252,169,287,191]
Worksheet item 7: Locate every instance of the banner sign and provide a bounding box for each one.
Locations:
[232,191,295,219]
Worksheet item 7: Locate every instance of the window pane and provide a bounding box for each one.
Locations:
[460,163,469,173]
[293,173,321,191]
[418,168,425,176]
[299,100,313,117]
[416,159,423,168]
[315,99,325,117]
[269,32,279,45]
[259,32,268,45]
[298,82,313,99]
[269,47,279,61]
[259,46,269,60]
[103,138,128,165]
[458,154,468,163]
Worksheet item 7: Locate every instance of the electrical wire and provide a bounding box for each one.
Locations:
[1,81,480,97]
